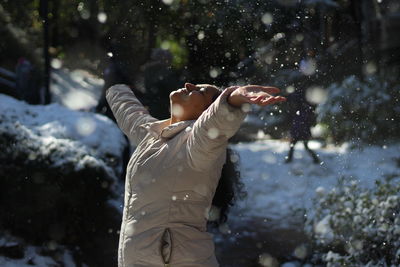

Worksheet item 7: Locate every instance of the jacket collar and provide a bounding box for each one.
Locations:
[141,119,195,139]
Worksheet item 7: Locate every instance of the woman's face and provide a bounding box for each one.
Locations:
[169,83,220,121]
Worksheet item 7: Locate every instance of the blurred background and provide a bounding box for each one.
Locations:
[0,0,399,266]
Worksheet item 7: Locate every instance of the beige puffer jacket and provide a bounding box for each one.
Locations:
[106,84,246,267]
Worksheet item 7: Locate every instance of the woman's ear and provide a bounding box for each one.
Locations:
[184,83,196,90]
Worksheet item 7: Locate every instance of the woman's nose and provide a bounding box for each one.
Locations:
[185,83,197,92]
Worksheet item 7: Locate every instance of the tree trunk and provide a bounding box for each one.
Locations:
[40,0,51,104]
[51,0,59,47]
[349,0,364,77]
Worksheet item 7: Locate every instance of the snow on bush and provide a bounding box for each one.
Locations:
[0,231,82,267]
[0,93,127,180]
[305,177,400,266]
[317,75,400,143]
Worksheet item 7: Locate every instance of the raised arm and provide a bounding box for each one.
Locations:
[106,84,157,145]
[187,85,285,171]
[186,87,243,171]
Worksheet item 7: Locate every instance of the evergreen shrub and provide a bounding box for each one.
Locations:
[305,177,400,266]
[317,75,400,143]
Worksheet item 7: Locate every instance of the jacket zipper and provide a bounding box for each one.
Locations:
[161,228,172,266]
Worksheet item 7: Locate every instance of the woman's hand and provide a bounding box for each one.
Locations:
[227,85,286,108]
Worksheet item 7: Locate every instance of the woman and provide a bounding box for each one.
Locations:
[106,83,285,267]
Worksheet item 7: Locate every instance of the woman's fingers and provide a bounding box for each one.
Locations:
[248,95,264,104]
[245,94,286,106]
[259,96,286,106]
[261,86,280,94]
[242,85,280,94]
[247,95,283,106]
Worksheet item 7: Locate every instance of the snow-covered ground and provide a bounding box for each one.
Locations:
[229,140,399,228]
[215,140,399,266]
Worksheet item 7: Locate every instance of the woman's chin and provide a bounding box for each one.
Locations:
[169,91,177,98]
[170,91,189,103]
[169,92,180,103]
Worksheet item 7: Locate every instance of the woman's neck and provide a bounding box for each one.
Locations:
[169,116,182,125]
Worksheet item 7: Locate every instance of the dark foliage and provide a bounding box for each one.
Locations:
[0,131,121,267]
[211,148,247,225]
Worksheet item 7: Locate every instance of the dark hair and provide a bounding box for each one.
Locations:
[196,84,222,104]
[210,148,247,226]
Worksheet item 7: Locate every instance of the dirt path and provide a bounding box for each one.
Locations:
[213,215,310,266]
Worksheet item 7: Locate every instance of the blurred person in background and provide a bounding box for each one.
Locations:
[285,88,320,164]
